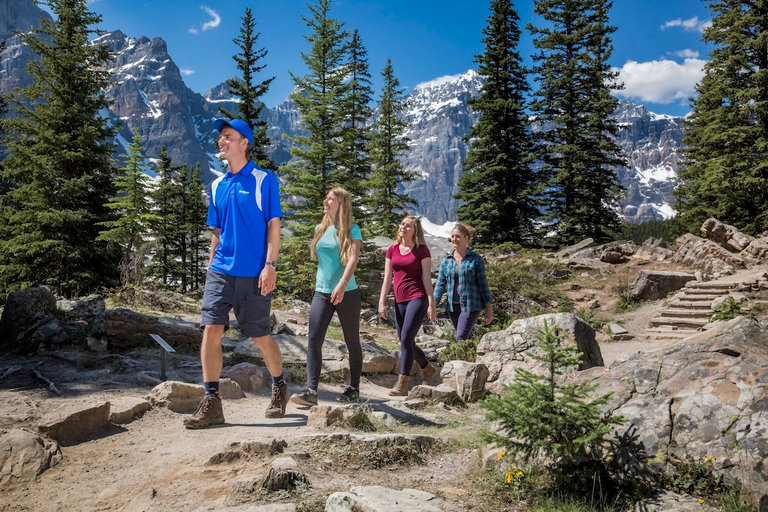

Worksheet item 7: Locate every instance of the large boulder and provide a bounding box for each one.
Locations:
[37,401,111,444]
[98,308,202,352]
[554,238,595,260]
[575,316,768,507]
[56,294,105,322]
[439,361,490,402]
[0,286,59,351]
[634,237,674,261]
[0,429,62,484]
[629,270,696,301]
[476,313,603,393]
[701,218,755,253]
[673,233,746,276]
[326,485,444,512]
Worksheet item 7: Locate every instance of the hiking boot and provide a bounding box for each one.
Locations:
[422,363,438,385]
[184,395,224,429]
[290,388,318,407]
[388,378,408,396]
[265,383,288,418]
[336,386,359,403]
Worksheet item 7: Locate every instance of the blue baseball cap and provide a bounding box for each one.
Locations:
[214,118,253,146]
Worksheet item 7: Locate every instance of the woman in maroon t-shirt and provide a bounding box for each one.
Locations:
[378,216,438,396]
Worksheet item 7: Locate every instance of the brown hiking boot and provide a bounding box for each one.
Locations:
[388,377,408,396]
[265,383,288,418]
[184,395,224,429]
[422,363,438,385]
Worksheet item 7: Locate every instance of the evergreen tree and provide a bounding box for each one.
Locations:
[336,29,374,224]
[528,0,626,246]
[147,147,182,286]
[184,163,208,292]
[365,59,416,236]
[456,0,538,245]
[674,0,768,235]
[283,0,350,229]
[218,6,276,171]
[0,0,119,298]
[97,130,159,286]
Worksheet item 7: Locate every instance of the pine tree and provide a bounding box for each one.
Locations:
[365,59,416,236]
[218,6,276,171]
[283,0,350,229]
[674,0,768,236]
[147,147,182,286]
[184,163,209,292]
[528,0,626,246]
[336,29,374,224]
[456,0,538,245]
[0,0,119,298]
[97,130,159,286]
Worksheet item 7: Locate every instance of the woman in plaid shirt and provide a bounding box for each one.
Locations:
[433,224,494,342]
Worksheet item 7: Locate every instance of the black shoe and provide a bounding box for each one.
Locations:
[336,386,359,403]
[290,388,318,407]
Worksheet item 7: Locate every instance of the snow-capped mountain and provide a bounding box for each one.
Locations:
[1,0,683,225]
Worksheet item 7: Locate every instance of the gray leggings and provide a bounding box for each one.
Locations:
[306,289,362,391]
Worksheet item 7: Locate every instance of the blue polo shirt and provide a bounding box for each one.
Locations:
[207,161,283,277]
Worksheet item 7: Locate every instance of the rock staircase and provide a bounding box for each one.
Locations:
[644,281,738,341]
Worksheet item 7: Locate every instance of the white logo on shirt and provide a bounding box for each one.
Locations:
[239,190,250,195]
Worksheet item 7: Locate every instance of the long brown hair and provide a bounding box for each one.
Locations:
[395,215,427,248]
[310,188,354,266]
[452,223,475,244]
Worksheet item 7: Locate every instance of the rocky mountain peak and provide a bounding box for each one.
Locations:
[0,0,50,40]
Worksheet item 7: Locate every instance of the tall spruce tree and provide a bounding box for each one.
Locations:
[365,59,416,236]
[97,130,159,286]
[674,0,768,235]
[336,29,374,223]
[528,0,626,246]
[456,0,538,245]
[0,0,119,298]
[283,0,350,229]
[147,147,182,286]
[218,7,276,171]
[184,163,209,292]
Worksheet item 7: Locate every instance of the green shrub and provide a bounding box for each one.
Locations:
[620,219,676,244]
[481,321,626,504]
[439,336,479,362]
[711,297,743,322]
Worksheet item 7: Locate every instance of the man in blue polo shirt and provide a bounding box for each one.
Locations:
[184,118,288,428]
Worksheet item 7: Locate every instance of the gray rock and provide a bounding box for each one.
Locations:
[0,286,57,350]
[360,342,396,374]
[628,490,718,512]
[146,381,204,413]
[629,270,696,301]
[0,429,62,484]
[673,233,746,277]
[38,401,111,443]
[405,383,459,403]
[476,313,603,393]
[326,485,443,512]
[56,294,105,322]
[701,218,755,253]
[554,238,595,260]
[439,361,490,402]
[99,308,202,351]
[108,397,151,424]
[221,362,268,393]
[635,237,675,261]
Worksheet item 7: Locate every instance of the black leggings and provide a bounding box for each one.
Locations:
[306,289,362,391]
[394,297,429,375]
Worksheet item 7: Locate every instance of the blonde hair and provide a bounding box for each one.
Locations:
[452,223,475,243]
[396,215,427,248]
[310,188,354,266]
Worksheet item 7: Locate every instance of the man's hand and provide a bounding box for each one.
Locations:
[259,265,276,295]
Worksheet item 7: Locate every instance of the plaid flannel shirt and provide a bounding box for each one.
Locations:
[433,249,493,313]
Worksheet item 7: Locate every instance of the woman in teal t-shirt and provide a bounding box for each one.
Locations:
[290,188,363,406]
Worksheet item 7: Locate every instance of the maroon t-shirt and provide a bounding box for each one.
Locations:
[386,244,431,303]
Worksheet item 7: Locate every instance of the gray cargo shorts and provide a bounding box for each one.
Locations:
[201,269,272,338]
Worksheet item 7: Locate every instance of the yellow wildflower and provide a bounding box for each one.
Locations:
[497,451,506,461]
[505,472,513,484]
[517,471,523,477]
[698,499,705,504]
[705,456,713,462]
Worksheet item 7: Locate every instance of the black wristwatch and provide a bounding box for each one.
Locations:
[266,260,278,268]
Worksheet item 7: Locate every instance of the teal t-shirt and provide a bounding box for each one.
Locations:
[314,224,362,293]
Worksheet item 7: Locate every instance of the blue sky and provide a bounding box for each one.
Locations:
[81,0,712,117]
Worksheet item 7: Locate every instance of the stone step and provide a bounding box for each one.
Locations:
[669,300,713,309]
[684,281,738,290]
[673,293,724,302]
[659,309,712,319]
[645,327,698,337]
[681,288,732,296]
[649,316,710,328]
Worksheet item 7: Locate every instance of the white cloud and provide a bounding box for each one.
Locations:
[189,5,221,35]
[615,58,706,104]
[674,49,700,59]
[180,68,195,76]
[661,16,710,32]
[200,6,221,31]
